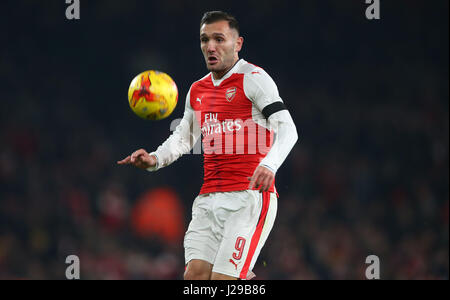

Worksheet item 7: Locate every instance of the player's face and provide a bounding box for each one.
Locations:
[200,20,243,78]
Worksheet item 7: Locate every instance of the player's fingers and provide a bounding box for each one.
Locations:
[258,175,267,193]
[267,173,275,191]
[117,156,131,164]
[131,149,146,158]
[131,149,147,163]
[258,183,264,193]
[249,167,268,190]
[250,166,274,191]
[257,176,265,192]
[262,176,272,192]
[258,173,272,192]
[134,153,146,164]
[248,174,258,189]
[265,172,273,190]
[254,174,264,190]
[130,153,139,163]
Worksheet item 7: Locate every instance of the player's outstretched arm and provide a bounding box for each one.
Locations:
[145,88,200,171]
[118,88,200,172]
[117,149,157,170]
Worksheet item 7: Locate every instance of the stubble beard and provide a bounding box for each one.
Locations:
[208,55,236,79]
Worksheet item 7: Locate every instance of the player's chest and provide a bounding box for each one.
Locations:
[191,85,252,125]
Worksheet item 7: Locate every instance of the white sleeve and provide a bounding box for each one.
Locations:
[259,110,298,174]
[244,70,298,174]
[243,69,283,112]
[146,88,201,171]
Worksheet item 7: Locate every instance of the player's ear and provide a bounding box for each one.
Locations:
[235,36,244,52]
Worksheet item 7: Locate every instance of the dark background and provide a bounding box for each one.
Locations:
[0,0,448,279]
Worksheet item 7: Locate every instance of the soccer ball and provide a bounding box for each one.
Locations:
[128,70,178,120]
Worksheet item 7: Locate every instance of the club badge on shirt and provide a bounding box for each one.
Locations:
[225,87,237,102]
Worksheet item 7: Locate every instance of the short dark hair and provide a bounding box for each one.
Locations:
[200,11,240,35]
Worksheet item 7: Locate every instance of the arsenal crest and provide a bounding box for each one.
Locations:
[225,87,237,102]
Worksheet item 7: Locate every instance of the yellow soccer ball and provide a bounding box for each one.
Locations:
[128,70,178,120]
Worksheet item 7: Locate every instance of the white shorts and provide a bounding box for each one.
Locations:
[184,190,277,279]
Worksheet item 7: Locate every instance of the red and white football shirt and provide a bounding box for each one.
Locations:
[190,60,277,194]
[149,59,297,195]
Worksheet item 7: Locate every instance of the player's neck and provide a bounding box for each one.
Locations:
[212,57,240,80]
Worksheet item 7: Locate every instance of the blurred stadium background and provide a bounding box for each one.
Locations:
[0,0,448,279]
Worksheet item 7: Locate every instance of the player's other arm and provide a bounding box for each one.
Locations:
[244,70,299,191]
[259,109,298,173]
[117,89,200,171]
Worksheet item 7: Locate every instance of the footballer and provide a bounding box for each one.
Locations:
[118,11,298,280]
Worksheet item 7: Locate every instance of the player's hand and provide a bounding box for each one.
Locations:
[248,166,275,193]
[117,149,157,170]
